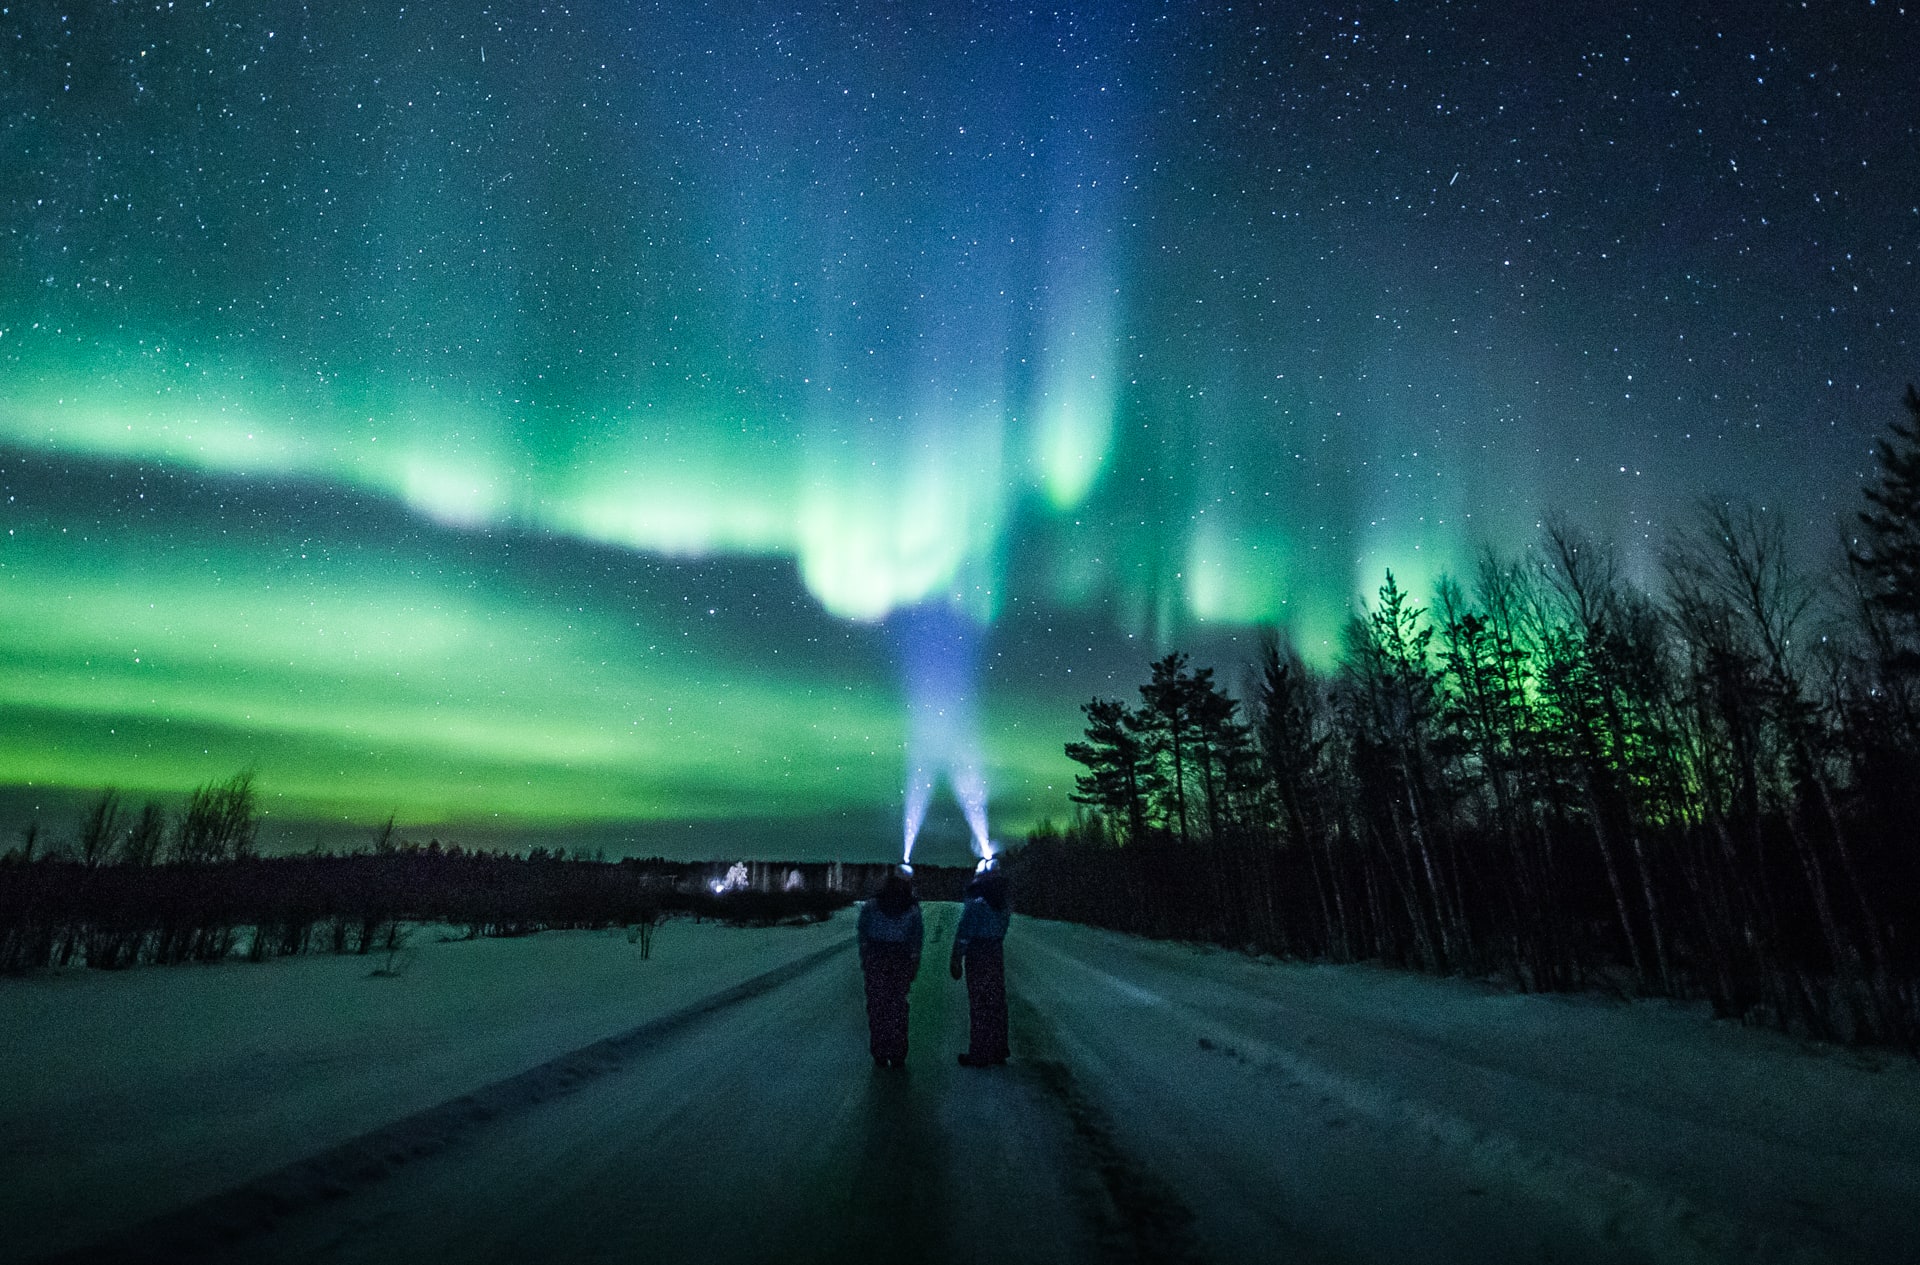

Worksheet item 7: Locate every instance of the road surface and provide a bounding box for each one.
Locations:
[45,908,1920,1264]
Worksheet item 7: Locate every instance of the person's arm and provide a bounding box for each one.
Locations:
[856,902,872,968]
[907,906,924,978]
[950,899,975,978]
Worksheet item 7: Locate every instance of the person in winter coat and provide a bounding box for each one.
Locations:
[949,867,1011,1066]
[858,870,924,1067]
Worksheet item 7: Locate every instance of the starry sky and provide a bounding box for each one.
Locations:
[1,1,1914,862]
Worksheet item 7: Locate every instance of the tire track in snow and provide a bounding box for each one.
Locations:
[1007,990,1207,1264]
[42,936,855,1265]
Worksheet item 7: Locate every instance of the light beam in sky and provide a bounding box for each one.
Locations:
[897,605,992,864]
[1,0,1911,855]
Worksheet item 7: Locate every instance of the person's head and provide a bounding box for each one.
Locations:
[876,871,917,916]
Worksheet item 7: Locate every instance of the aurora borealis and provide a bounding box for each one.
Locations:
[2,2,1914,861]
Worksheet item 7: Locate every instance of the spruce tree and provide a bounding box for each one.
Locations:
[1852,384,1920,665]
[1064,697,1150,844]
[1253,637,1327,849]
[1137,652,1200,844]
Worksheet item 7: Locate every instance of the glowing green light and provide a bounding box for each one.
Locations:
[0,526,923,825]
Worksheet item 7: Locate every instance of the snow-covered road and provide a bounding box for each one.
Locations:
[1011,922,1920,1265]
[14,910,1920,1264]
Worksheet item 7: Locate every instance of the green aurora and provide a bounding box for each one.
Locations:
[2,2,1911,859]
[0,458,1079,851]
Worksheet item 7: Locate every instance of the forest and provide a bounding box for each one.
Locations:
[1019,387,1920,1051]
[0,775,924,972]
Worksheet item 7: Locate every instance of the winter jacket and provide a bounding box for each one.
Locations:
[858,901,924,969]
[952,896,1010,956]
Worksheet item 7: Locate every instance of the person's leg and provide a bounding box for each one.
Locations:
[868,949,909,1062]
[864,960,890,1062]
[976,941,1008,1061]
[962,941,1007,1063]
[882,954,910,1061]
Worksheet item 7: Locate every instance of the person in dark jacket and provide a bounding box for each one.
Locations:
[857,870,924,1067]
[949,867,1011,1066]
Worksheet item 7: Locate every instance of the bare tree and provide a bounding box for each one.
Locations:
[75,790,124,869]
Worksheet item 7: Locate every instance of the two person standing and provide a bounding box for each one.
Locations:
[856,867,1011,1068]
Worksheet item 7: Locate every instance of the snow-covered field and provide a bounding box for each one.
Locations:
[1,915,847,1261]
[5,910,1917,1264]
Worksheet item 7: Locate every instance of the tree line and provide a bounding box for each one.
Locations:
[0,773,874,972]
[1022,386,1920,1050]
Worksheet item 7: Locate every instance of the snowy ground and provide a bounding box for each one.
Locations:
[1,915,847,1261]
[1012,923,1920,1265]
[5,911,1917,1264]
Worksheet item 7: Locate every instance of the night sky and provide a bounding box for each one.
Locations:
[2,2,1914,862]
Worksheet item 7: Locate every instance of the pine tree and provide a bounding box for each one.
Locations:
[1253,638,1327,849]
[1137,652,1200,844]
[1064,697,1150,845]
[1179,660,1257,841]
[1852,385,1920,666]
[1342,572,1459,969]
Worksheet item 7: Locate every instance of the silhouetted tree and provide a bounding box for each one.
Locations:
[121,802,166,867]
[1253,636,1347,953]
[1028,395,1920,1051]
[1843,385,1920,836]
[1851,385,1920,666]
[1064,698,1150,845]
[1190,667,1261,840]
[1341,572,1459,970]
[75,790,123,869]
[14,820,39,864]
[1253,637,1329,851]
[1136,652,1200,843]
[172,771,259,864]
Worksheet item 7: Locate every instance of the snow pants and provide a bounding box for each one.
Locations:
[862,944,915,1061]
[963,940,1009,1062]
